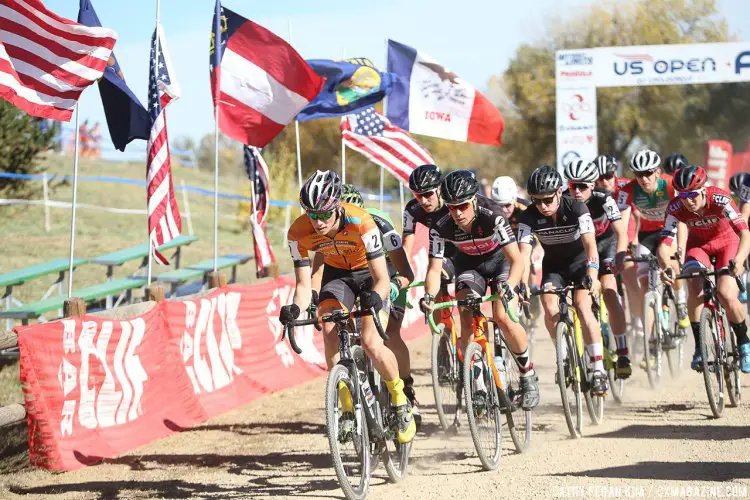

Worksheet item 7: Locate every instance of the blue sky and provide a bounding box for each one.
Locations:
[44,0,750,160]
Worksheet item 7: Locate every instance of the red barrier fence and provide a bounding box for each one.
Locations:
[15,226,430,470]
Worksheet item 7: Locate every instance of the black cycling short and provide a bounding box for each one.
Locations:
[638,230,662,256]
[542,252,588,290]
[320,266,372,312]
[597,234,616,277]
[441,255,456,285]
[454,250,510,296]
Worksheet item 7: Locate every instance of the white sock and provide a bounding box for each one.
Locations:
[586,343,605,373]
[474,364,487,393]
[634,317,643,331]
[677,287,687,307]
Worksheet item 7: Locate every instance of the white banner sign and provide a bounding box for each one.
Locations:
[555,86,598,169]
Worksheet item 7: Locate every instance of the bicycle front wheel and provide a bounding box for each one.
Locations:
[463,341,502,470]
[377,379,411,483]
[555,322,582,438]
[642,293,662,389]
[325,363,370,500]
[699,308,725,418]
[431,324,460,432]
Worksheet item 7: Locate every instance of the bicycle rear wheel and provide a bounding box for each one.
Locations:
[642,293,662,389]
[463,341,502,470]
[498,330,532,453]
[699,308,725,418]
[582,353,604,425]
[325,363,370,500]
[555,322,582,438]
[431,324,460,432]
[723,313,741,408]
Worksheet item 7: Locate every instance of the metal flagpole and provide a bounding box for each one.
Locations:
[212,2,221,272]
[289,19,303,209]
[67,103,81,298]
[380,38,388,211]
[341,48,346,184]
[146,0,162,285]
[379,169,384,210]
[248,150,260,277]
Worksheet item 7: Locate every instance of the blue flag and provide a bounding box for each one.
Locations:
[77,0,150,152]
[297,58,393,122]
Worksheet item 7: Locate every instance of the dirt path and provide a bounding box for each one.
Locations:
[2,329,750,500]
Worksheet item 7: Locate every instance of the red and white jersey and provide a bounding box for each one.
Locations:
[661,186,748,247]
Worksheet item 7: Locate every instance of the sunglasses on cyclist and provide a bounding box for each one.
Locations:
[678,190,702,200]
[447,201,472,212]
[634,169,657,178]
[599,173,616,181]
[531,194,557,206]
[308,210,335,221]
[414,189,437,199]
[569,182,592,192]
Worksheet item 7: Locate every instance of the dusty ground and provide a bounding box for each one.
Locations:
[1,328,749,500]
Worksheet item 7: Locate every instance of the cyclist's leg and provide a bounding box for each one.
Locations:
[712,240,750,372]
[318,266,357,369]
[540,269,564,335]
[384,261,410,380]
[635,231,662,334]
[683,249,709,369]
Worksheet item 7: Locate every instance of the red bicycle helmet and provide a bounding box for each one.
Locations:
[673,165,707,192]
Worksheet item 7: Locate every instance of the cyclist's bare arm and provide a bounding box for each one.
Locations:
[292,265,313,312]
[311,252,324,292]
[581,231,599,282]
[388,247,414,288]
[632,208,642,245]
[620,205,632,231]
[502,241,524,290]
[611,217,628,255]
[519,241,533,288]
[402,233,415,256]
[742,202,750,224]
[736,227,750,266]
[424,257,443,299]
[677,221,688,262]
[368,254,391,299]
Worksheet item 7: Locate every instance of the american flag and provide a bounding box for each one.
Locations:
[341,107,434,184]
[243,146,276,276]
[0,0,117,121]
[146,24,181,265]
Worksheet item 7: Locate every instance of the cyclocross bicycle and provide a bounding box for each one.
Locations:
[675,260,745,418]
[592,296,625,405]
[532,285,602,438]
[283,305,410,500]
[428,293,531,470]
[625,254,686,389]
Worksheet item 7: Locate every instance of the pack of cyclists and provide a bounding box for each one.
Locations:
[278,150,750,448]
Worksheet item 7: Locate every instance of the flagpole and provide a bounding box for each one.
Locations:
[146,0,162,286]
[289,19,303,208]
[248,152,260,278]
[380,38,388,212]
[341,47,346,184]
[67,102,81,298]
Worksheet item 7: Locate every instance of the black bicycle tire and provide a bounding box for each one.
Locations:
[699,308,725,418]
[379,377,411,483]
[496,326,532,453]
[723,313,741,408]
[463,341,502,470]
[325,363,370,500]
[642,293,661,389]
[430,324,458,432]
[555,321,581,438]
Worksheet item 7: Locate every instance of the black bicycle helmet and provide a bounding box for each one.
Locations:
[593,154,619,177]
[409,164,441,194]
[341,184,364,208]
[527,165,563,195]
[729,172,750,196]
[441,170,478,204]
[663,153,688,175]
[299,170,342,212]
[673,164,707,192]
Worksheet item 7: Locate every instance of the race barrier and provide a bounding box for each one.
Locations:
[12,226,430,470]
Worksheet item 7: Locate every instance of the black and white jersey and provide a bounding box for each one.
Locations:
[563,188,621,239]
[429,196,515,259]
[517,195,594,260]
[402,198,456,258]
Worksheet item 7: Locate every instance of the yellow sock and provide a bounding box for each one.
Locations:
[385,378,408,406]
[338,381,354,413]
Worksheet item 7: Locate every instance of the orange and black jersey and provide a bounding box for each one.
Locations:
[287,203,385,271]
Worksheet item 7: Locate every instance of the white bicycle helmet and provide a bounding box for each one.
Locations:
[564,159,599,183]
[630,149,661,173]
[491,176,518,204]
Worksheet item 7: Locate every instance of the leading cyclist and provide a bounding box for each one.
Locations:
[280,170,416,444]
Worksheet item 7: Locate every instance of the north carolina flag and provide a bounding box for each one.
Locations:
[387,39,504,146]
[210,1,324,147]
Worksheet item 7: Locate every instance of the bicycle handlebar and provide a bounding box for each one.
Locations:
[425,293,519,334]
[674,260,746,293]
[530,285,576,297]
[281,307,388,355]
